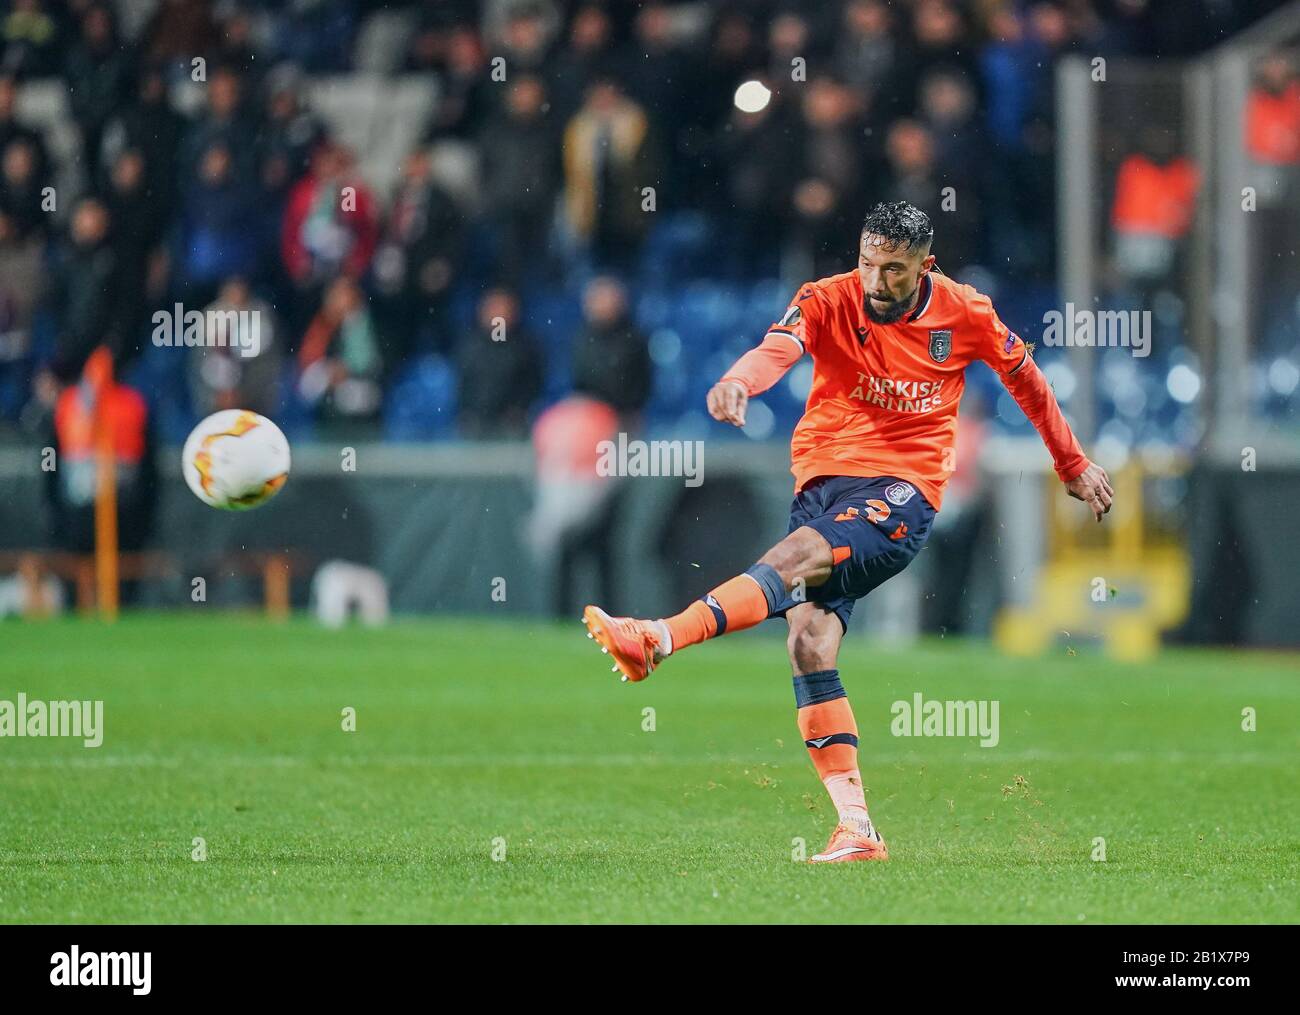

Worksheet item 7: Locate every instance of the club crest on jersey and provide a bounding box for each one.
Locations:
[928,329,952,363]
[885,481,916,506]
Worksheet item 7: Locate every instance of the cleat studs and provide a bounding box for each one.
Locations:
[600,647,608,654]
[621,675,629,682]
[587,632,594,639]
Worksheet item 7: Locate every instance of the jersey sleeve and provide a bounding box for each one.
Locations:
[972,294,1090,484]
[764,282,825,356]
[971,293,1029,377]
[718,283,822,396]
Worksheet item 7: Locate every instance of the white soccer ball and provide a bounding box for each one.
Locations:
[182,409,291,510]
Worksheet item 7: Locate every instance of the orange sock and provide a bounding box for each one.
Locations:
[794,670,872,831]
[797,696,859,783]
[662,571,775,652]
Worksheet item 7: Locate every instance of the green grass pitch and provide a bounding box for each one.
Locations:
[1,614,1296,923]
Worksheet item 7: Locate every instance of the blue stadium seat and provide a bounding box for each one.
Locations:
[639,213,718,285]
[383,354,458,441]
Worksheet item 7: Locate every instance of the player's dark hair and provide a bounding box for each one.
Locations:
[860,202,934,255]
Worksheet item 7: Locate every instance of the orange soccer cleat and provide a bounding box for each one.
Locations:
[582,605,663,683]
[809,822,890,863]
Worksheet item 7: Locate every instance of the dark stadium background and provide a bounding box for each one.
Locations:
[0,0,1296,645]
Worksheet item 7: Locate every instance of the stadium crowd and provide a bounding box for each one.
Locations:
[0,0,1293,445]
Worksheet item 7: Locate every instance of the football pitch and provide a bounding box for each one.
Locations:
[1,615,1296,924]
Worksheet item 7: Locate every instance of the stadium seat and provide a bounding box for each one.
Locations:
[383,354,458,441]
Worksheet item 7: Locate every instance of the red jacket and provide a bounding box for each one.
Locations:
[280,173,379,283]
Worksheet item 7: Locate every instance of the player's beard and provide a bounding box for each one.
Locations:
[863,283,919,324]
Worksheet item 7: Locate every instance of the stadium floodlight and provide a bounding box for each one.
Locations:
[733,80,772,113]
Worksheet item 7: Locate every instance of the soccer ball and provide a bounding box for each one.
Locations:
[182,409,291,510]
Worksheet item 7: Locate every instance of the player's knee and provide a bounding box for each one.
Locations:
[786,616,839,672]
[761,527,832,589]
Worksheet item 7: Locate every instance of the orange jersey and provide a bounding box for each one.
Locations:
[722,269,1087,510]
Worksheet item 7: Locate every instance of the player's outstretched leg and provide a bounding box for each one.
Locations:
[583,527,831,682]
[787,602,888,862]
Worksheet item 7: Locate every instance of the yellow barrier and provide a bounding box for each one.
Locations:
[994,461,1191,660]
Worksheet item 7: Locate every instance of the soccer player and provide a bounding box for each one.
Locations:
[583,202,1113,863]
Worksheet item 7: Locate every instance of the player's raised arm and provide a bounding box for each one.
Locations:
[707,291,814,427]
[978,301,1114,522]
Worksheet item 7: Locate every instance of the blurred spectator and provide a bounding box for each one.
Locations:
[0,134,45,237]
[766,11,814,86]
[0,208,43,422]
[457,287,541,438]
[480,73,559,283]
[180,65,256,186]
[405,4,463,73]
[297,275,382,424]
[697,8,762,127]
[0,75,50,192]
[175,142,260,306]
[835,0,900,101]
[786,77,867,279]
[717,73,795,276]
[623,3,691,136]
[907,0,981,104]
[420,25,489,139]
[257,67,327,200]
[716,79,794,277]
[572,277,651,420]
[45,347,157,556]
[487,0,559,79]
[1084,0,1147,54]
[980,4,1068,276]
[547,3,614,121]
[216,6,261,81]
[919,68,985,176]
[372,148,463,364]
[64,3,130,183]
[797,76,867,206]
[883,120,938,213]
[562,78,659,270]
[527,394,622,617]
[48,196,116,372]
[99,66,186,222]
[271,0,357,74]
[103,148,168,360]
[142,0,219,64]
[1,0,61,78]
[634,2,715,200]
[916,70,986,269]
[920,398,990,634]
[281,141,379,296]
[1110,128,1199,284]
[882,117,981,272]
[1244,50,1299,333]
[188,277,282,418]
[1246,52,1300,168]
